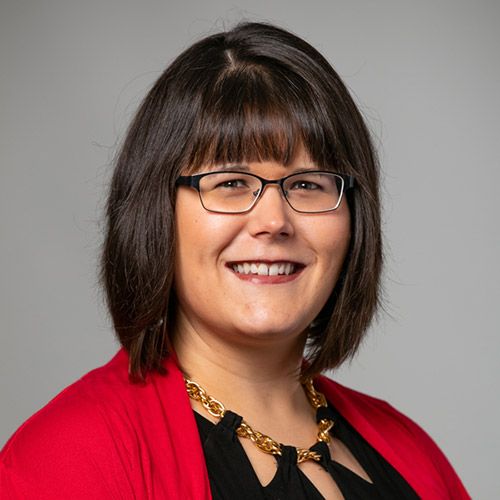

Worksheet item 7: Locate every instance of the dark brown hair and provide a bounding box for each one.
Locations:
[101,22,382,380]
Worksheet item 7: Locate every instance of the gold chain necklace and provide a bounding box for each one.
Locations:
[184,377,334,464]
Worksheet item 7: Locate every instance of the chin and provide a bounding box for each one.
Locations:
[229,318,307,343]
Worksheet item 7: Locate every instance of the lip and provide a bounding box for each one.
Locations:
[225,260,306,285]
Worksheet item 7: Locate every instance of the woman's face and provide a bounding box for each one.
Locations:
[173,148,351,348]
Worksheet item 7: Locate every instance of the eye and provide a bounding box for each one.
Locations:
[289,180,322,191]
[214,178,250,189]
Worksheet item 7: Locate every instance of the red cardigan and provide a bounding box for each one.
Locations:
[1,349,469,499]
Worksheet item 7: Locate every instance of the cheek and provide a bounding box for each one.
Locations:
[313,208,350,251]
[309,211,351,281]
[174,193,242,276]
[176,216,238,264]
[331,219,351,261]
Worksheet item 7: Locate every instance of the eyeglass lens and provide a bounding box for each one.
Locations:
[198,172,344,213]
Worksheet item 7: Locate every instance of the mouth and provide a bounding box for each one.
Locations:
[227,261,305,277]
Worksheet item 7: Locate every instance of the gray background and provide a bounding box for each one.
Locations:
[1,0,498,497]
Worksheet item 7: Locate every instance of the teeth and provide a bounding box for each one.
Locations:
[231,262,297,276]
[257,263,268,275]
[269,263,279,276]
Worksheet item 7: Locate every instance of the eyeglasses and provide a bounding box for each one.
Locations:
[175,170,355,214]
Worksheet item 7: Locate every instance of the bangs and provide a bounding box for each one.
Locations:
[185,65,340,173]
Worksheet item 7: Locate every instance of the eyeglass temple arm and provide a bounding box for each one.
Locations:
[344,175,355,190]
[175,176,199,188]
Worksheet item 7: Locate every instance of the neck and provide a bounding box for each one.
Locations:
[171,314,310,417]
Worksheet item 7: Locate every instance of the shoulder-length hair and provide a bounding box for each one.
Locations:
[101,22,382,381]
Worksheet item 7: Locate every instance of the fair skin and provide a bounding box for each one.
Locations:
[173,148,371,498]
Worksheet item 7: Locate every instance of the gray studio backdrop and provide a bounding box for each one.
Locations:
[1,1,499,497]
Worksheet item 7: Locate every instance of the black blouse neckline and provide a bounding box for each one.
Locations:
[194,403,419,499]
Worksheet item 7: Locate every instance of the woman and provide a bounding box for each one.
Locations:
[1,22,469,499]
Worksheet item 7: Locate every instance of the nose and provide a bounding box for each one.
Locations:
[246,184,294,239]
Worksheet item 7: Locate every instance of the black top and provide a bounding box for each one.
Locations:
[194,403,419,500]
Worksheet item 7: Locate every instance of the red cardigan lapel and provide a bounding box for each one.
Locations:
[161,354,213,499]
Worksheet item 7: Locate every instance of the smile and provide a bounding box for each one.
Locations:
[229,261,302,276]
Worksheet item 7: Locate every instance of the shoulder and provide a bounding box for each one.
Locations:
[317,375,417,427]
[315,375,470,499]
[316,375,444,453]
[0,350,134,499]
[1,350,132,458]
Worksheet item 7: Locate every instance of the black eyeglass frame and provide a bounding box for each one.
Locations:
[176,170,355,214]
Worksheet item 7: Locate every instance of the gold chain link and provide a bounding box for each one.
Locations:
[184,377,334,464]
